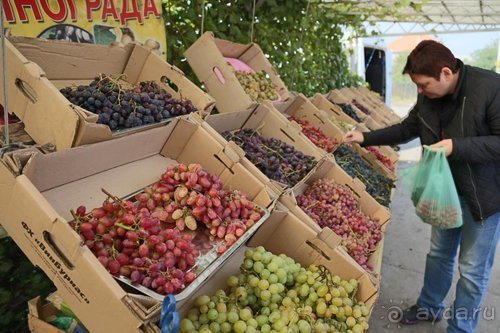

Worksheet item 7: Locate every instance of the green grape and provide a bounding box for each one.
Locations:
[297,319,311,333]
[199,304,209,314]
[273,319,285,331]
[343,298,353,307]
[287,289,298,299]
[360,304,370,316]
[308,264,318,272]
[199,313,209,325]
[255,246,266,253]
[276,268,287,281]
[346,316,357,328]
[256,314,268,326]
[221,322,232,333]
[330,287,340,298]
[245,326,256,333]
[239,308,253,321]
[308,291,318,302]
[296,272,307,284]
[306,275,316,285]
[235,286,248,300]
[316,284,328,297]
[268,274,279,284]
[332,297,343,307]
[252,251,262,261]
[299,284,310,297]
[187,308,200,322]
[247,294,257,305]
[207,308,219,321]
[344,283,354,294]
[258,279,270,290]
[269,302,279,311]
[261,324,272,333]
[332,275,341,284]
[243,258,254,270]
[260,290,271,301]
[217,302,227,313]
[227,311,239,323]
[195,295,211,307]
[208,301,216,309]
[316,302,327,316]
[245,249,254,259]
[180,318,195,332]
[339,286,348,298]
[253,261,265,273]
[260,269,271,280]
[270,293,281,304]
[215,289,227,299]
[260,307,271,316]
[269,284,280,294]
[352,324,364,333]
[267,262,278,272]
[209,321,221,332]
[277,284,285,293]
[349,278,359,289]
[249,276,260,287]
[227,275,239,288]
[269,311,281,323]
[261,252,272,264]
[199,325,211,333]
[234,320,247,333]
[217,312,228,324]
[344,305,353,316]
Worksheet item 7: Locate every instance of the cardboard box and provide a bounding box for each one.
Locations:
[0,118,275,333]
[0,37,215,150]
[350,144,397,181]
[200,102,325,194]
[310,93,359,128]
[274,94,344,154]
[325,90,368,122]
[177,209,379,318]
[184,32,290,114]
[28,296,67,333]
[279,158,391,278]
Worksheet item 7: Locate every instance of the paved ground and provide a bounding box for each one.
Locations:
[367,105,500,332]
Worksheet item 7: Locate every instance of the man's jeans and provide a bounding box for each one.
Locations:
[416,198,500,333]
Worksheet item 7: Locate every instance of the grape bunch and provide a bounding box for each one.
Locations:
[329,117,353,131]
[235,70,278,102]
[351,100,370,115]
[332,102,363,123]
[69,163,263,295]
[60,74,197,131]
[296,178,382,270]
[288,116,338,153]
[180,246,370,333]
[416,199,460,228]
[71,194,198,295]
[222,129,316,186]
[365,146,395,172]
[334,145,394,207]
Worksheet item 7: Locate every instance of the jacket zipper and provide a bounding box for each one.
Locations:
[417,114,439,140]
[460,96,484,221]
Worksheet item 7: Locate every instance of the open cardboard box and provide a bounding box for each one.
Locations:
[279,158,391,279]
[184,32,290,114]
[310,93,359,128]
[274,94,344,154]
[198,102,325,194]
[349,143,397,181]
[177,209,379,318]
[325,90,368,123]
[0,37,215,150]
[0,118,275,333]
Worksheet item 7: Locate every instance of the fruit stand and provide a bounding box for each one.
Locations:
[0,4,411,333]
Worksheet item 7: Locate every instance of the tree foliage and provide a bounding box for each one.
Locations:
[162,0,411,96]
[464,38,498,71]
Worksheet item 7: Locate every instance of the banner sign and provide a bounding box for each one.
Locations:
[2,0,166,56]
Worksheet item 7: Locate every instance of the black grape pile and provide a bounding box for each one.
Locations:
[333,145,393,207]
[222,129,316,187]
[335,103,363,123]
[351,100,370,115]
[60,74,197,131]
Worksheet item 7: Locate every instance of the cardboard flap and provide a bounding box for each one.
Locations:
[1,39,78,149]
[124,294,161,322]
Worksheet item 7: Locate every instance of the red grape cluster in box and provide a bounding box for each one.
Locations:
[365,146,395,172]
[70,163,264,295]
[297,178,382,271]
[288,116,339,153]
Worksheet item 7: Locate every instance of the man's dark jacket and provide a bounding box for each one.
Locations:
[362,63,500,221]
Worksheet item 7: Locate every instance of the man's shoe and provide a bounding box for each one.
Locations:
[400,304,443,325]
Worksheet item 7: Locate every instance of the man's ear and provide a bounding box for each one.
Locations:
[441,67,454,80]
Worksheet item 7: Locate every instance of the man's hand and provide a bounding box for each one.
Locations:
[428,139,453,156]
[343,131,364,144]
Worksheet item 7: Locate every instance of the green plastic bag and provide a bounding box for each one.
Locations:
[402,147,463,229]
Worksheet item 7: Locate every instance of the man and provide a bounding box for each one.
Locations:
[344,40,500,333]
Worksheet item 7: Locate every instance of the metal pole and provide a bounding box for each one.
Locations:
[0,2,10,145]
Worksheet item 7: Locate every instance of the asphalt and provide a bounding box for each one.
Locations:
[367,106,500,333]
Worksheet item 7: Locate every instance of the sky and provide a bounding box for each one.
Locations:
[362,23,500,59]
